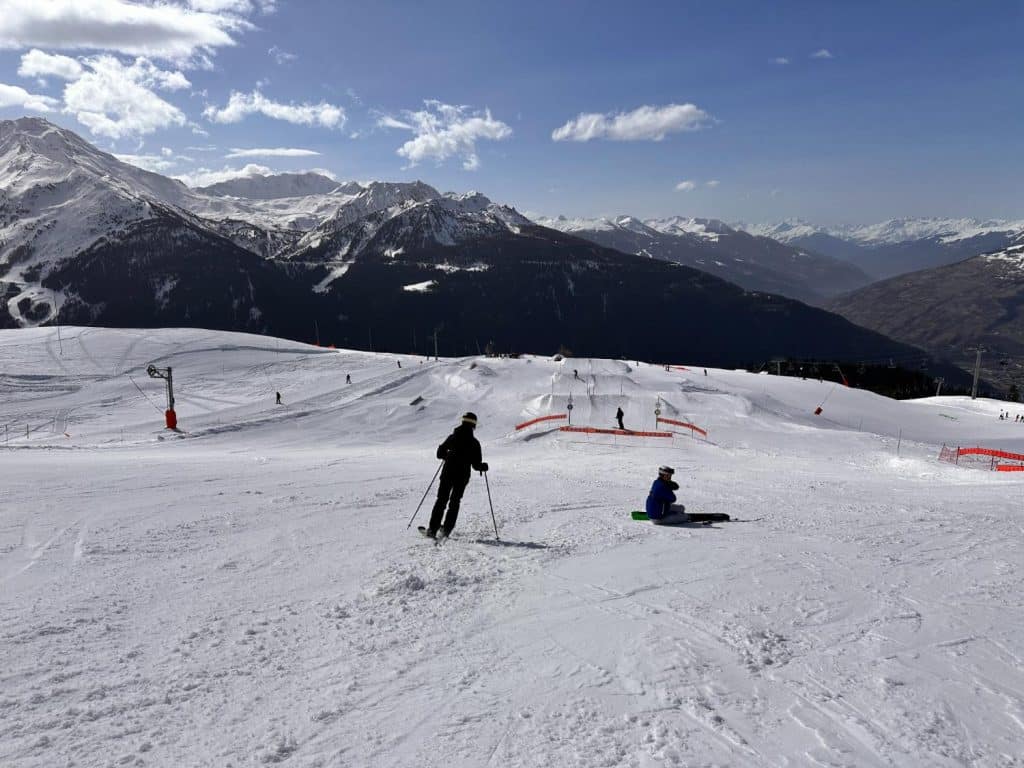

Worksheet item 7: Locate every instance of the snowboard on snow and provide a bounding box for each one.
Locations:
[631,510,731,523]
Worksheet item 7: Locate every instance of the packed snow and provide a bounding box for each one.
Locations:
[2,327,1023,767]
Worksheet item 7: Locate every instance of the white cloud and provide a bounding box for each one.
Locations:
[18,49,83,80]
[552,103,711,142]
[0,0,249,63]
[774,57,789,65]
[0,82,59,112]
[268,45,297,65]
[378,100,512,170]
[377,115,412,130]
[706,179,720,188]
[174,162,273,187]
[225,147,321,158]
[114,152,177,172]
[203,89,345,128]
[675,180,697,192]
[811,49,834,59]
[63,56,191,139]
[189,0,277,12]
[188,0,252,11]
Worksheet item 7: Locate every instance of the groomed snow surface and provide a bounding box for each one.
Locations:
[2,328,1022,768]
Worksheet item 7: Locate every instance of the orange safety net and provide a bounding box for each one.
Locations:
[996,464,1024,472]
[958,446,1024,462]
[515,414,568,431]
[656,417,708,437]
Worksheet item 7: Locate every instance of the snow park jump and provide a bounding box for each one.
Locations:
[559,425,673,438]
[3,327,1024,767]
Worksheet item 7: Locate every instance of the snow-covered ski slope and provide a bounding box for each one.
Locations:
[2,327,1022,767]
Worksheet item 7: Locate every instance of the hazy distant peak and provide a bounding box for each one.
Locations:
[196,172,343,200]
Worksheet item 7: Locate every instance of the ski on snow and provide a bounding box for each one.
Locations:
[417,526,449,546]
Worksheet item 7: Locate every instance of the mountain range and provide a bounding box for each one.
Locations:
[534,215,873,304]
[826,233,1024,390]
[741,218,1024,280]
[0,117,981,382]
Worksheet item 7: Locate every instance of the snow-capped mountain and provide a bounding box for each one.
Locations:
[739,217,1024,279]
[0,117,190,272]
[847,217,1024,246]
[290,180,443,254]
[645,216,735,241]
[744,217,1024,245]
[196,171,346,200]
[741,218,828,242]
[826,231,1024,390]
[535,213,873,303]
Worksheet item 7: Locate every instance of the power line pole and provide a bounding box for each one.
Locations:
[970,348,983,400]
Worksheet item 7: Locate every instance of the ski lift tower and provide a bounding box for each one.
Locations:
[146,365,177,429]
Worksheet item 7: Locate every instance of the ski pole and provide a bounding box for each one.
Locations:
[483,470,499,541]
[407,460,444,529]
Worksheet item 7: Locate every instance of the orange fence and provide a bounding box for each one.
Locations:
[939,444,1024,470]
[560,426,672,438]
[655,417,707,437]
[957,446,1024,462]
[515,414,568,431]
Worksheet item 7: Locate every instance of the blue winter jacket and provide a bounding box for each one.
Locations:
[646,477,677,519]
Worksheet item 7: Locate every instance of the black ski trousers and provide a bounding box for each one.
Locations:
[428,471,469,535]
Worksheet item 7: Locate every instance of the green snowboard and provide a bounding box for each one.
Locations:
[631,510,730,522]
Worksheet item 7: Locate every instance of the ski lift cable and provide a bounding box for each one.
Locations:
[125,374,166,414]
[816,380,841,410]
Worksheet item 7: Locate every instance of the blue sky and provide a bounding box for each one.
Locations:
[0,0,1021,223]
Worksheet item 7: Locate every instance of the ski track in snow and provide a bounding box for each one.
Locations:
[1,327,1023,767]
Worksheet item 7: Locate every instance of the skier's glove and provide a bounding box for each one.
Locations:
[479,462,489,472]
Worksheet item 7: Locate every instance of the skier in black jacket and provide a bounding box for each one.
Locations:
[427,412,488,539]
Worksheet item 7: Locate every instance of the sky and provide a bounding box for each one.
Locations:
[0,0,1021,224]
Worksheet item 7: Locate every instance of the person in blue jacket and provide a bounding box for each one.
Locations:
[646,465,690,524]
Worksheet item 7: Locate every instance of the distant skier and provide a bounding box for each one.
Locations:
[397,360,402,368]
[275,391,282,405]
[646,465,689,524]
[346,374,351,384]
[616,406,625,430]
[574,369,580,381]
[426,412,488,540]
